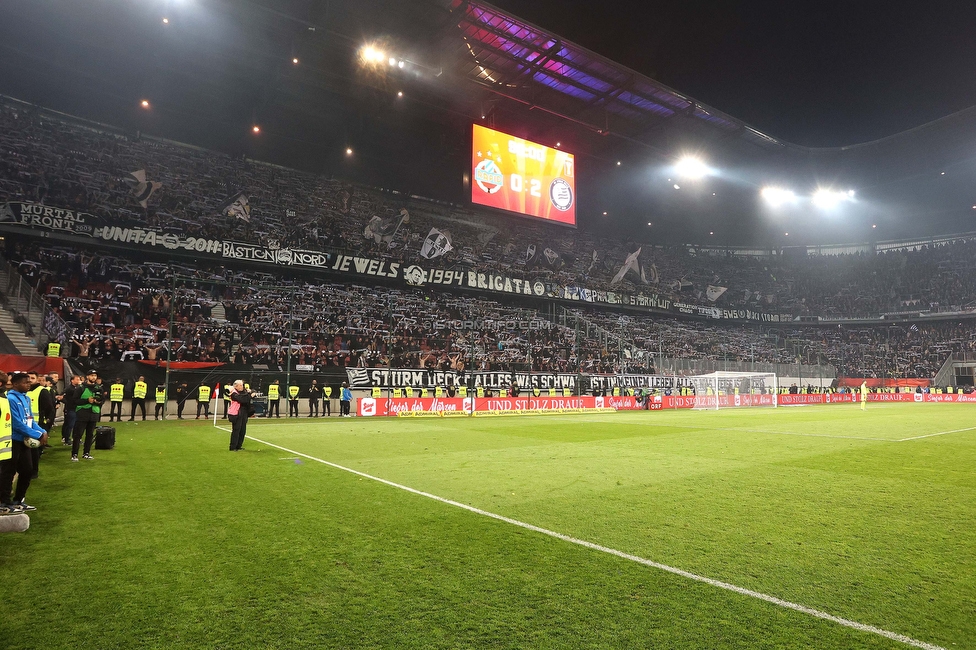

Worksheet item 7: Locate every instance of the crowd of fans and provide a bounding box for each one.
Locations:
[4,97,976,320]
[7,239,976,380]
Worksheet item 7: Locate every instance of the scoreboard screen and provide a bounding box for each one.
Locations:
[471,124,576,227]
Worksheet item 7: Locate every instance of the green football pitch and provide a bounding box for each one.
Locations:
[6,403,974,649]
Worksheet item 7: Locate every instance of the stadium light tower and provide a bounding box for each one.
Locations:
[674,156,709,179]
[761,187,797,207]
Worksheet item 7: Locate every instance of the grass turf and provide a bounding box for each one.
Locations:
[4,403,974,649]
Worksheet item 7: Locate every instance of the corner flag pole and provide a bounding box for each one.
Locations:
[213,383,220,426]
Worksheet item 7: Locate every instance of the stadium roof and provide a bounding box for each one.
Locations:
[445,0,786,157]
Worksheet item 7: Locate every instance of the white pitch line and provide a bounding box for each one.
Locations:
[897,425,976,441]
[242,433,946,650]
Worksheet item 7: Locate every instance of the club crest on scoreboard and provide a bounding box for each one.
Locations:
[474,159,504,194]
[549,178,573,211]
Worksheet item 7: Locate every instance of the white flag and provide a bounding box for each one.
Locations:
[124,170,162,208]
[222,192,251,221]
[706,285,728,302]
[420,228,454,259]
[611,247,642,285]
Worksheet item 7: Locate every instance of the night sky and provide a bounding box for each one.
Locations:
[492,0,976,146]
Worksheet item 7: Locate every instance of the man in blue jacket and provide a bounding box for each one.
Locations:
[340,382,353,417]
[0,372,48,513]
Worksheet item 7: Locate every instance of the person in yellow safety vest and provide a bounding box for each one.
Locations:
[532,386,540,397]
[392,387,402,398]
[130,376,148,421]
[154,384,167,420]
[266,381,281,418]
[860,380,868,411]
[26,373,43,420]
[47,342,61,357]
[109,379,125,422]
[498,388,507,398]
[458,385,467,398]
[288,384,300,417]
[434,386,444,398]
[404,386,414,398]
[196,383,212,419]
[322,386,332,417]
[612,386,620,397]
[420,388,429,398]
[562,387,571,397]
[371,386,381,399]
[222,383,233,420]
[0,371,11,463]
[547,387,556,397]
[475,385,484,398]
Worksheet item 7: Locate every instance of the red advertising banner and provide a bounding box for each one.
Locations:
[357,395,641,417]
[355,391,976,417]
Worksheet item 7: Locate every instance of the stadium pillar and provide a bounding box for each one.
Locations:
[163,271,176,419]
[285,290,294,395]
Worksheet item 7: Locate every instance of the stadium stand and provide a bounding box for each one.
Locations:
[3,97,976,383]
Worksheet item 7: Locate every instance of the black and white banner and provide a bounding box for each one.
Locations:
[0,201,103,236]
[3,200,790,324]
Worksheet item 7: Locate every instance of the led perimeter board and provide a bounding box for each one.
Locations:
[471,124,576,227]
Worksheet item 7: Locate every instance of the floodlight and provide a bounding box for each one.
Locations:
[761,187,796,206]
[292,58,299,64]
[345,147,353,155]
[140,100,150,108]
[162,17,169,24]
[397,60,404,69]
[812,188,855,209]
[673,184,680,190]
[397,91,403,97]
[252,125,260,133]
[389,57,396,66]
[675,156,709,179]
[358,46,386,65]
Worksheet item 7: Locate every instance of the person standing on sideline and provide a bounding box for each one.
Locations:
[340,382,352,417]
[109,378,125,422]
[308,380,321,417]
[227,380,252,451]
[154,383,167,420]
[266,380,280,418]
[860,380,868,411]
[0,372,48,512]
[71,370,103,461]
[130,376,148,421]
[196,382,212,419]
[174,381,188,419]
[34,375,56,479]
[322,385,332,417]
[288,383,300,417]
[60,374,82,445]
